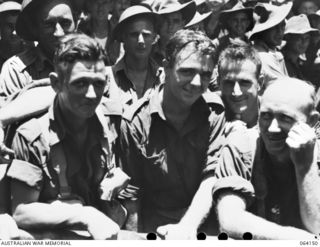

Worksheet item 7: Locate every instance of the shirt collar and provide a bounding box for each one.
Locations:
[48,97,117,146]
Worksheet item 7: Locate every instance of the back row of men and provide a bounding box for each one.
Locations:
[0,0,320,240]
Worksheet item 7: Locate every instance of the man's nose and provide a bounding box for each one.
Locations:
[190,73,201,87]
[85,84,97,99]
[54,23,65,37]
[232,81,242,96]
[268,118,281,132]
[138,33,145,45]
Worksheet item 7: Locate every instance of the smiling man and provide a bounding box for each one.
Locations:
[213,77,320,239]
[119,29,225,238]
[6,33,121,239]
[218,44,261,128]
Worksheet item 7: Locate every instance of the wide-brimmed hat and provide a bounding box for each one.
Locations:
[219,1,254,31]
[249,2,292,39]
[185,11,211,28]
[151,0,196,25]
[0,1,21,14]
[285,14,318,35]
[113,5,159,42]
[16,0,76,41]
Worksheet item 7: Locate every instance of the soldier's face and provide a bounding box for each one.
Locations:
[59,60,107,119]
[37,0,75,56]
[165,44,213,106]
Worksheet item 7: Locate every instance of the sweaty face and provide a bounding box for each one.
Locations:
[298,1,319,15]
[287,33,311,55]
[259,86,310,160]
[160,12,184,41]
[227,11,250,38]
[123,18,156,59]
[90,0,113,22]
[166,44,214,106]
[58,60,107,119]
[37,0,75,57]
[262,21,286,48]
[220,60,259,116]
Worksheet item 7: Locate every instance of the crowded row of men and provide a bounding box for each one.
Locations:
[0,0,319,240]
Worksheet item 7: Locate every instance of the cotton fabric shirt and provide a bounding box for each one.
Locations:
[7,97,119,209]
[119,85,226,232]
[0,46,53,97]
[106,56,162,109]
[212,128,320,230]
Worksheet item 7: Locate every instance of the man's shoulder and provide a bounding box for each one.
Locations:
[2,47,38,73]
[16,112,50,144]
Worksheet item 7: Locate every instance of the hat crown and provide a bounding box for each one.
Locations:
[21,0,33,10]
[285,14,318,34]
[0,1,21,13]
[254,4,271,24]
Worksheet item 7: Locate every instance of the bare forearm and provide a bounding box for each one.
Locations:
[179,177,216,228]
[295,161,320,233]
[13,201,88,230]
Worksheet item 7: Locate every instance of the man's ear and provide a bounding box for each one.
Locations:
[257,74,265,95]
[152,34,159,45]
[49,72,61,93]
[309,110,320,127]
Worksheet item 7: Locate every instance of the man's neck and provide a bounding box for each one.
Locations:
[162,84,191,127]
[125,54,149,72]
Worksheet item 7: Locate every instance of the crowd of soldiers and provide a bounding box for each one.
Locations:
[0,0,320,240]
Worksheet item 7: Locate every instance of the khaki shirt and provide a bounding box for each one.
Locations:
[7,97,119,208]
[0,46,53,97]
[119,84,226,232]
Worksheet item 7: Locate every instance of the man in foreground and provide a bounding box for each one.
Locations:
[214,77,320,239]
[7,33,123,240]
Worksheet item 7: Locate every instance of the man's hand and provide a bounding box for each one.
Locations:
[84,207,120,240]
[286,122,317,171]
[0,126,14,160]
[156,223,197,240]
[0,214,20,239]
[99,168,130,201]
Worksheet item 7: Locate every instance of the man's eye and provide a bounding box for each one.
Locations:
[93,80,105,88]
[279,115,294,123]
[74,80,87,87]
[260,112,272,120]
[239,80,252,86]
[60,20,71,28]
[201,72,212,80]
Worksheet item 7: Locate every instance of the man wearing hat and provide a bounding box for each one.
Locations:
[213,77,320,239]
[185,11,212,31]
[213,0,254,61]
[150,0,196,65]
[0,0,77,97]
[106,5,162,109]
[249,2,292,89]
[0,1,31,70]
[119,29,225,239]
[282,14,318,80]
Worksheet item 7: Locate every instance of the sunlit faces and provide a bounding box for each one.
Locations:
[122,17,157,59]
[226,11,250,38]
[286,33,311,55]
[219,60,259,116]
[259,82,312,159]
[261,21,286,48]
[56,60,107,119]
[160,12,184,41]
[298,0,319,15]
[37,0,75,56]
[90,0,113,21]
[165,44,214,106]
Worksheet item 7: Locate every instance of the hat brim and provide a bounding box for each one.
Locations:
[249,2,292,39]
[0,1,21,13]
[158,1,196,25]
[113,12,159,42]
[185,11,212,28]
[285,28,319,35]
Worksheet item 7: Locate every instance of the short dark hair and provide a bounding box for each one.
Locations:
[218,43,262,79]
[53,33,106,82]
[165,29,216,67]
